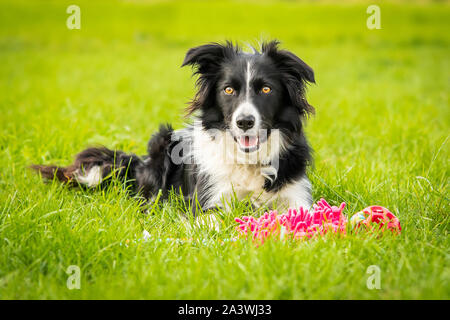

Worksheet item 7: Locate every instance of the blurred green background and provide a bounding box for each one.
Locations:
[0,0,448,299]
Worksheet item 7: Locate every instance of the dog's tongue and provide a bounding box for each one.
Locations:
[240,136,258,148]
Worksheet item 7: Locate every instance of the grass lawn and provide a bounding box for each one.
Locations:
[0,0,449,299]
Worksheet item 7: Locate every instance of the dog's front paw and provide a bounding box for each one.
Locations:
[194,214,221,232]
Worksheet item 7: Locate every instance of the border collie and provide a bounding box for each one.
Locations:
[32,40,315,218]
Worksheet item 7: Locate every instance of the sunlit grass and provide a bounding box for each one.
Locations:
[0,0,448,299]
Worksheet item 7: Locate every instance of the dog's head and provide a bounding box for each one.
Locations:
[182,40,315,153]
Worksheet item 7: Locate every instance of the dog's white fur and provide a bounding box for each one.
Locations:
[74,166,102,187]
[190,122,312,211]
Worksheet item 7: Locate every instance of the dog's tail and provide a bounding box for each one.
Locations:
[30,147,142,189]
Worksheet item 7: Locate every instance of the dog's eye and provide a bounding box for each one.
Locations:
[224,87,235,95]
[261,87,271,94]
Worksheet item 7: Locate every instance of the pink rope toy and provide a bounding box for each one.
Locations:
[235,199,401,244]
[235,199,347,244]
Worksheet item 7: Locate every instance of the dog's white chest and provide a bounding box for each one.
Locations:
[190,125,312,210]
[218,164,265,196]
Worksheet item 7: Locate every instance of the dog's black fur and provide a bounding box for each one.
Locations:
[32,40,315,212]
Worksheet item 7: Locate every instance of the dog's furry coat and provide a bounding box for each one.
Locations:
[33,40,315,214]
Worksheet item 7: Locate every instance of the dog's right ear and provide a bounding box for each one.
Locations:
[182,42,238,115]
[181,42,236,74]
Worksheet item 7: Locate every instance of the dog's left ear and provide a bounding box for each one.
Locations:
[263,40,315,115]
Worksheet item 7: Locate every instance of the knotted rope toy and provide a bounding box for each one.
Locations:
[123,199,401,247]
[235,199,347,244]
[235,199,401,244]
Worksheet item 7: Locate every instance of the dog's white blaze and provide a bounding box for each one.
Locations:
[245,61,252,100]
[74,166,102,187]
[231,61,261,132]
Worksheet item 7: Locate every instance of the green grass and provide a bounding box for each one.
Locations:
[0,0,449,299]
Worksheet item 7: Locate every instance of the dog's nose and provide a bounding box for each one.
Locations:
[236,115,255,131]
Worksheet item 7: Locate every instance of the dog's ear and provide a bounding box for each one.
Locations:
[262,40,315,115]
[181,42,238,115]
[181,42,236,74]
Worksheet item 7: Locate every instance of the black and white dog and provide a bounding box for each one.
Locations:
[33,40,315,217]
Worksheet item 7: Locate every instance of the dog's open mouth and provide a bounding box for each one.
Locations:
[237,135,260,152]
